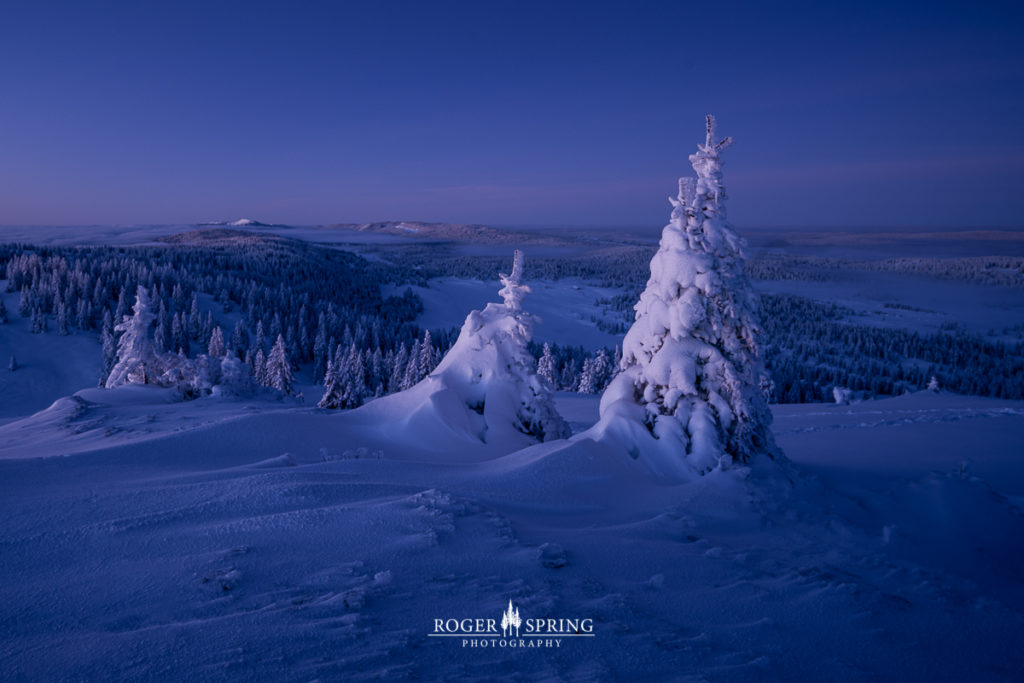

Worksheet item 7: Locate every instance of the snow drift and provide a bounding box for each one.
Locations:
[337,250,570,457]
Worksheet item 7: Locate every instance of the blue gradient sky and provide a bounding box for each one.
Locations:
[1,1,1022,228]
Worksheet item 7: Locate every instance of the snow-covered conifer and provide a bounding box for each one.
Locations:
[254,320,266,355]
[401,339,422,390]
[154,301,170,352]
[537,342,557,386]
[417,330,436,378]
[56,302,70,335]
[832,386,853,405]
[231,319,249,358]
[105,286,163,388]
[318,358,344,409]
[30,307,45,334]
[406,250,570,442]
[188,295,202,339]
[0,297,7,324]
[208,326,226,357]
[595,116,778,478]
[18,287,32,318]
[390,343,408,392]
[265,334,294,395]
[927,375,941,392]
[313,319,328,383]
[101,323,117,381]
[578,349,613,394]
[254,348,268,386]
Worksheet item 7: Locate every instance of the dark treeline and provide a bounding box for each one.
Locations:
[761,295,1024,402]
[2,238,1020,405]
[748,253,1024,287]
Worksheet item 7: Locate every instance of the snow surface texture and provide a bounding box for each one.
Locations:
[331,251,570,453]
[596,116,778,480]
[0,389,1022,681]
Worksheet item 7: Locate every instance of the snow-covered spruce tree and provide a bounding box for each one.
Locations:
[421,250,571,442]
[105,286,165,388]
[595,116,778,478]
[265,334,295,395]
[318,358,344,409]
[578,348,613,394]
[208,326,226,357]
[537,342,557,386]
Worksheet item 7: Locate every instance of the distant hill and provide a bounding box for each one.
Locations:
[195,218,291,229]
[323,221,580,246]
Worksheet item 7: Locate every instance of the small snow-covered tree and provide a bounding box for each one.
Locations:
[927,375,941,392]
[401,339,422,390]
[578,349,613,394]
[596,116,778,478]
[537,342,557,386]
[231,319,249,357]
[832,386,853,405]
[171,313,189,355]
[215,356,253,396]
[254,348,268,386]
[265,334,294,395]
[0,297,8,324]
[188,294,202,339]
[313,319,328,383]
[154,303,170,352]
[30,307,45,333]
[318,358,344,409]
[56,302,70,335]
[389,343,408,392]
[417,330,436,378]
[208,326,226,357]
[105,286,163,388]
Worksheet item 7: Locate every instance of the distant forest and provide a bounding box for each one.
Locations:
[2,235,1021,404]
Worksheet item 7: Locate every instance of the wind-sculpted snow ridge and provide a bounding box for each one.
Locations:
[593,116,780,481]
[338,250,570,458]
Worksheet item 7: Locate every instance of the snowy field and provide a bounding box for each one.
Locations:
[0,388,1021,680]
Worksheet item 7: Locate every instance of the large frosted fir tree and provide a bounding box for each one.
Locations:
[105,286,163,388]
[596,116,778,478]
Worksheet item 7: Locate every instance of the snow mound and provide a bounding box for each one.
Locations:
[336,251,570,459]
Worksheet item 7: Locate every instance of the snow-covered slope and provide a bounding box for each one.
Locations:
[0,287,102,426]
[0,390,1021,680]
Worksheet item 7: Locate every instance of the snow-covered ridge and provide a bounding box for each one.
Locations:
[328,221,582,246]
[195,218,289,229]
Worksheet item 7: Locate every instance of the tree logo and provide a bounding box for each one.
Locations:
[500,600,522,637]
